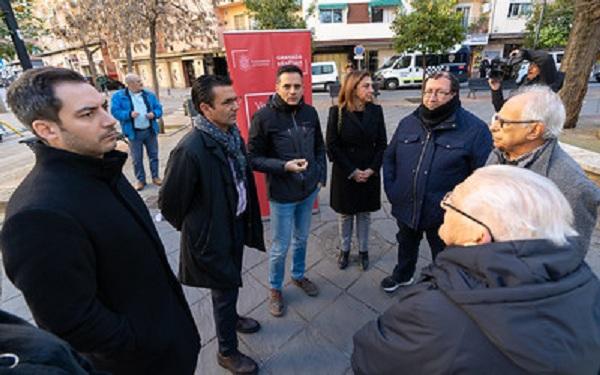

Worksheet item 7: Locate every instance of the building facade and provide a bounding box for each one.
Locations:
[304,0,402,75]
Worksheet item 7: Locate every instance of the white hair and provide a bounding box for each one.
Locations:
[124,73,141,85]
[512,85,565,139]
[461,165,577,246]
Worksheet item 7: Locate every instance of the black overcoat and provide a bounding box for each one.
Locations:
[326,103,387,214]
[0,143,200,375]
[159,128,265,289]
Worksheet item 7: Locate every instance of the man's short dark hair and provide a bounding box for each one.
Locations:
[276,64,303,82]
[423,71,460,94]
[6,67,88,130]
[191,75,233,115]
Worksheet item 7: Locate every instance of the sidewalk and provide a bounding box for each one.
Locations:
[1,90,599,374]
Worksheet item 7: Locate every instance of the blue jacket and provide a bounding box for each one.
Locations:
[383,107,492,229]
[110,89,163,141]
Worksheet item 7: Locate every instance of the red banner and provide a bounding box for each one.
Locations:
[224,30,313,217]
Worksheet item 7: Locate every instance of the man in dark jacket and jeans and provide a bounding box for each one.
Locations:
[353,165,600,374]
[159,75,265,375]
[248,65,327,317]
[381,72,492,292]
[1,67,200,375]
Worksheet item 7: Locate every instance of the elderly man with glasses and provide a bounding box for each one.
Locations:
[486,85,600,254]
[381,71,492,292]
[353,165,600,374]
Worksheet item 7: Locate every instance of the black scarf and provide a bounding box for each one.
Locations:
[194,115,247,183]
[418,95,461,128]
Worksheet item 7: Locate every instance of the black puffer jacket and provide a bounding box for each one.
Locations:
[0,309,106,374]
[492,49,566,111]
[352,239,600,374]
[248,94,327,203]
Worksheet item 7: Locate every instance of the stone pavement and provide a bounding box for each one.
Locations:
[1,87,600,374]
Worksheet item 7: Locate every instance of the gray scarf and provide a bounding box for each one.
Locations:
[194,115,247,183]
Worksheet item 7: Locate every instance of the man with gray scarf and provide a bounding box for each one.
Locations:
[159,75,265,375]
[486,85,600,253]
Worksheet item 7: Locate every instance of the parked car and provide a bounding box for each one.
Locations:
[97,75,126,90]
[311,61,339,92]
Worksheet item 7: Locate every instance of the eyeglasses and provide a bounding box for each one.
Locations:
[490,114,542,129]
[440,192,495,242]
[423,90,452,97]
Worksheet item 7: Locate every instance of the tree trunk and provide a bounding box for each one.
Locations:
[148,18,164,133]
[125,41,133,73]
[0,97,8,114]
[559,0,600,129]
[82,38,99,86]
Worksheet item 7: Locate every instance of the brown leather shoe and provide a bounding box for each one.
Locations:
[134,181,145,191]
[152,177,162,186]
[269,289,284,317]
[217,350,258,374]
[236,316,260,334]
[292,277,319,297]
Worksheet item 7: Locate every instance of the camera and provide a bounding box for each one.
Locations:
[488,52,525,81]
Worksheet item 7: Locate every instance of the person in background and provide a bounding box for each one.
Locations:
[110,73,163,190]
[488,49,564,112]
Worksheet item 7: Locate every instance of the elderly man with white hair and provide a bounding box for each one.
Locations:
[352,165,600,374]
[111,73,163,191]
[486,85,600,253]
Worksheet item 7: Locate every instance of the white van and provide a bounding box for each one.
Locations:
[311,62,339,92]
[374,46,470,90]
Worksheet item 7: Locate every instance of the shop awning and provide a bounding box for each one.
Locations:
[318,3,347,10]
[369,0,402,7]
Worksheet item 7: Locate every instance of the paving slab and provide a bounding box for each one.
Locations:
[309,293,377,356]
[286,273,343,321]
[237,304,306,364]
[261,327,350,375]
[347,267,399,313]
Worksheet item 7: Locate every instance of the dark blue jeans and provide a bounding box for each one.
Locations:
[129,128,158,183]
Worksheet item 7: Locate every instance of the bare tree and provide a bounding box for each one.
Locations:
[98,0,145,73]
[50,0,104,84]
[134,0,217,100]
[559,0,600,129]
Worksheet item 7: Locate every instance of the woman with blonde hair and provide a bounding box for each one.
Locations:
[326,71,387,270]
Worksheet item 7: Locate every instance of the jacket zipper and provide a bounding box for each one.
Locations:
[411,130,431,228]
[290,111,306,191]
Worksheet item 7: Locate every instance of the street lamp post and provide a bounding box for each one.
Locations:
[533,0,547,49]
[0,0,33,70]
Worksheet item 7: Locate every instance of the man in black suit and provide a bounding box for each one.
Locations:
[1,67,200,375]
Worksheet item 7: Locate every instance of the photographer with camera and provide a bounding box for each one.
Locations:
[488,49,564,111]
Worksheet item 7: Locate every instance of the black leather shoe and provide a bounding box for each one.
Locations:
[337,250,349,270]
[236,316,260,334]
[217,350,258,374]
[359,252,369,271]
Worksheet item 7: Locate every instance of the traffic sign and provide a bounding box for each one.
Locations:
[354,45,365,56]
